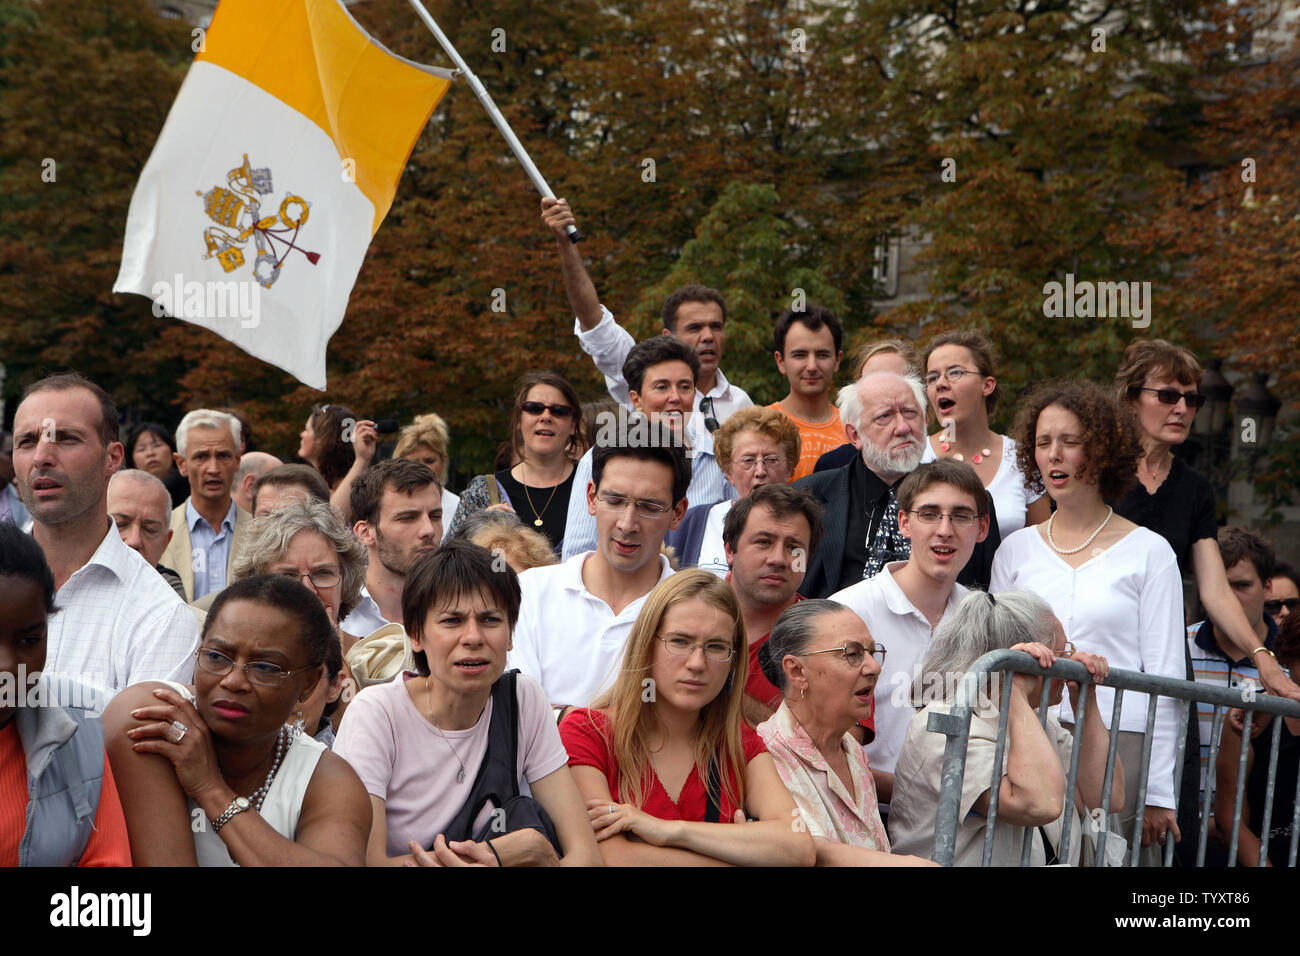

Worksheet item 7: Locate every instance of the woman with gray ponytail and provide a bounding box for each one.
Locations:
[755,600,934,866]
[888,589,1121,865]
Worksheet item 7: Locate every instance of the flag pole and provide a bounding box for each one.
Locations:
[406,0,583,243]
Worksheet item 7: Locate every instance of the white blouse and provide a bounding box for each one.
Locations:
[922,434,1044,539]
[989,525,1185,808]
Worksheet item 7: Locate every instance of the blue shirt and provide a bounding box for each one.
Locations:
[186,498,237,600]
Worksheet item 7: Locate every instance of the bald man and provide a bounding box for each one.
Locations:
[108,468,186,598]
[233,450,282,514]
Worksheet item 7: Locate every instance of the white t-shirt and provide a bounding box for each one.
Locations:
[921,434,1044,539]
[695,500,733,578]
[334,671,568,857]
[508,552,676,707]
[829,562,968,776]
[989,525,1185,807]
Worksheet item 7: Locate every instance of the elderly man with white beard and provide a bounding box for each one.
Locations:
[794,371,1002,598]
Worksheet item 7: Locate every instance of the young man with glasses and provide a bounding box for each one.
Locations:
[511,423,691,713]
[828,459,990,805]
[539,197,753,427]
[561,336,734,559]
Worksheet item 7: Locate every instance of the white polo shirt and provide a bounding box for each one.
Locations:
[42,518,201,712]
[508,551,675,708]
[829,562,968,776]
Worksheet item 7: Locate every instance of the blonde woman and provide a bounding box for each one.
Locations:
[559,570,815,866]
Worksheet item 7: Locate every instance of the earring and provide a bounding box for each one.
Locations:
[799,684,807,701]
[291,708,306,733]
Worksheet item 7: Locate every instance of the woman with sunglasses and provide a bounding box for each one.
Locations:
[991,379,1184,863]
[921,330,1051,538]
[1114,340,1300,704]
[559,570,815,865]
[103,574,372,865]
[1267,562,1299,625]
[890,589,1119,865]
[449,372,582,550]
[754,599,933,865]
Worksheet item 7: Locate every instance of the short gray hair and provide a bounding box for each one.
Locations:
[175,409,241,457]
[108,468,172,519]
[837,371,926,433]
[231,497,367,622]
[758,599,853,694]
[912,589,1057,706]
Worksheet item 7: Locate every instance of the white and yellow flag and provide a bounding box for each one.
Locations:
[114,0,452,389]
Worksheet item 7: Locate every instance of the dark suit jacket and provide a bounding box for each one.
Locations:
[793,461,1002,598]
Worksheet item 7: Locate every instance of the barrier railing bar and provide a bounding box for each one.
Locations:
[1257,714,1284,868]
[1058,684,1089,865]
[1162,701,1191,867]
[981,672,1015,867]
[1227,708,1254,866]
[1197,706,1225,868]
[1128,694,1160,867]
[1098,691,1125,865]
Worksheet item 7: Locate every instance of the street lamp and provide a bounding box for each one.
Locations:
[1234,371,1282,457]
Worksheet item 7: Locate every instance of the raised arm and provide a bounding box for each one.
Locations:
[541,198,602,330]
[330,419,378,523]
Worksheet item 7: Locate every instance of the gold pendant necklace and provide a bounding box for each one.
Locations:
[520,462,562,528]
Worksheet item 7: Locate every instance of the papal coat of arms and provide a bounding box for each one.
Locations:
[197,154,320,288]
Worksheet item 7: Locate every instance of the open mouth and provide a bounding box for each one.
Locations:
[1049,470,1068,485]
[936,397,956,412]
[613,539,640,555]
[31,476,62,492]
[454,658,489,672]
[931,545,957,559]
[854,685,874,701]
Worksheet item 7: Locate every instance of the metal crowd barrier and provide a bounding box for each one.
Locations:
[925,648,1300,867]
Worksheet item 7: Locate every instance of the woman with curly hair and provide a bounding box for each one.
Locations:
[558,570,815,866]
[989,379,1185,864]
[449,372,583,550]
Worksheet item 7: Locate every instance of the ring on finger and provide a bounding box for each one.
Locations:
[168,720,188,743]
[609,805,616,814]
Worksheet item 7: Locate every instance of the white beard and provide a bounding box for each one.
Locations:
[861,437,924,477]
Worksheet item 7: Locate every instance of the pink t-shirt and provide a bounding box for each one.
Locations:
[334,671,568,857]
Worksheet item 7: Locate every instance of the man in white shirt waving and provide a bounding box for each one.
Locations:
[11,372,200,711]
[829,459,990,804]
[511,421,690,711]
[540,197,753,427]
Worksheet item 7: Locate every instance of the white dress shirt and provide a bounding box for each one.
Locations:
[42,519,201,712]
[343,583,394,637]
[990,526,1185,808]
[560,412,736,560]
[508,551,675,708]
[441,487,459,542]
[830,562,968,776]
[574,305,753,420]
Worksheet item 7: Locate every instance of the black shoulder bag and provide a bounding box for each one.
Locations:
[439,670,562,854]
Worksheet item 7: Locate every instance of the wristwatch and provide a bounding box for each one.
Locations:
[210,796,251,832]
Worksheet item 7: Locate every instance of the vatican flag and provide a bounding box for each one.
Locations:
[113,0,452,389]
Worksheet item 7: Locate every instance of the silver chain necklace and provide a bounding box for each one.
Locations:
[1046,507,1113,555]
[425,676,468,784]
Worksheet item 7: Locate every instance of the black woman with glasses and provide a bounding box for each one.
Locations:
[559,570,815,865]
[103,574,372,865]
[754,599,935,865]
[449,371,583,550]
[921,330,1052,538]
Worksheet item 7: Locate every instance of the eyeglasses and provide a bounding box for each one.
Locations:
[733,454,785,472]
[923,367,981,386]
[195,648,317,687]
[801,641,886,667]
[657,635,735,662]
[520,401,575,419]
[1127,386,1207,409]
[595,491,672,518]
[278,568,342,590]
[699,397,720,434]
[1265,598,1299,615]
[907,508,981,528]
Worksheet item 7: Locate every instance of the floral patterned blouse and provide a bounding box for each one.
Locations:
[757,702,890,851]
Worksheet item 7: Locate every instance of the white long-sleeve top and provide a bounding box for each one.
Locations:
[989,525,1185,808]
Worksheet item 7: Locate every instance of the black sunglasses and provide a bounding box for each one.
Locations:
[1128,386,1207,409]
[1265,598,1299,615]
[520,401,574,419]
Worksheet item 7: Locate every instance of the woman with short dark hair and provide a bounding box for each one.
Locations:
[334,540,600,866]
[104,574,373,865]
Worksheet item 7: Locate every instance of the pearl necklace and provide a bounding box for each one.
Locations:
[1046,507,1113,555]
[248,724,293,812]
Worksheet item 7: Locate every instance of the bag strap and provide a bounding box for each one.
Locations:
[1038,825,1060,866]
[486,475,502,506]
[439,671,522,845]
[704,753,722,824]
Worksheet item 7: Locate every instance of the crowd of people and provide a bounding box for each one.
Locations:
[0,196,1296,868]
